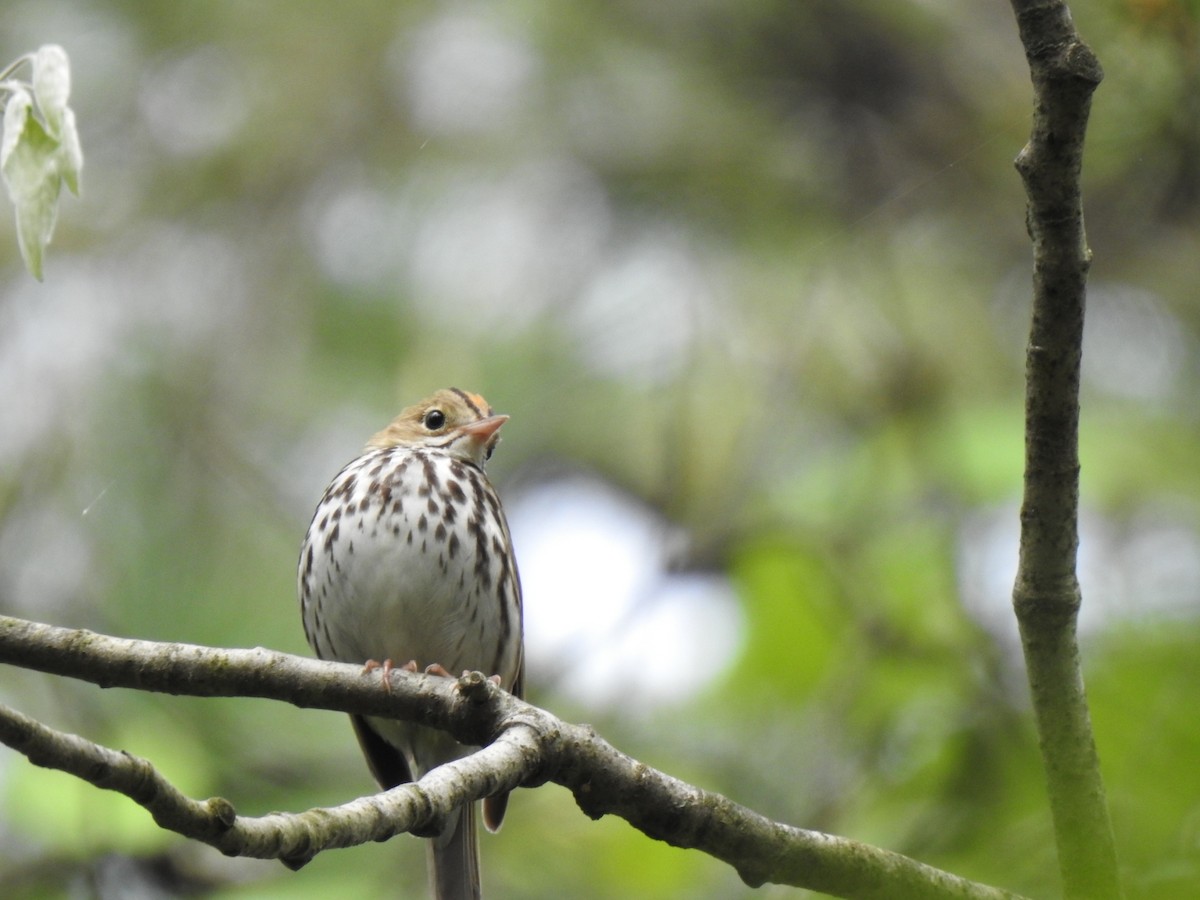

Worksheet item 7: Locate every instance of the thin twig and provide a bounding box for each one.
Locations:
[1007,2,1122,899]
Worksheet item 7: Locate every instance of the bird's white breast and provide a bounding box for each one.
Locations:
[299,446,519,683]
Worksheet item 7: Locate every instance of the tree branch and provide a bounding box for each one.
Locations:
[0,614,1025,900]
[1007,3,1122,899]
[0,699,538,870]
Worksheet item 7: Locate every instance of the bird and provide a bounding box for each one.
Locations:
[298,387,524,900]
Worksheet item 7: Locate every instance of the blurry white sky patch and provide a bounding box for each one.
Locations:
[1082,283,1188,402]
[0,504,93,619]
[390,7,538,137]
[304,157,725,388]
[138,46,248,157]
[997,275,1189,406]
[304,171,413,291]
[304,157,612,326]
[958,501,1200,651]
[568,226,724,384]
[506,474,744,713]
[408,159,611,333]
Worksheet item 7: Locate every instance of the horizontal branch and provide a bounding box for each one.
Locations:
[0,699,538,869]
[0,615,1026,900]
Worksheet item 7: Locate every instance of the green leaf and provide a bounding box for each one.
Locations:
[727,536,843,700]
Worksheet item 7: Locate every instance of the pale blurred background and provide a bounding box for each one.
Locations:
[1,2,1198,898]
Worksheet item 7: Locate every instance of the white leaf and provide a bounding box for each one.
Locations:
[32,44,71,139]
[2,90,63,280]
[1,47,81,278]
[57,107,82,196]
[1,87,31,171]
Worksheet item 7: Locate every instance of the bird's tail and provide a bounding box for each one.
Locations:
[428,804,480,900]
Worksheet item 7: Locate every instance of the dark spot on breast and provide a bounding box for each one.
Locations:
[497,577,515,641]
[435,522,447,542]
[421,454,439,492]
[388,457,410,485]
[482,487,501,518]
[446,479,466,504]
[448,532,460,558]
[474,553,492,589]
[335,474,357,498]
[418,513,427,532]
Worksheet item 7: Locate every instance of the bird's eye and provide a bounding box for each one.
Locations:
[423,409,446,430]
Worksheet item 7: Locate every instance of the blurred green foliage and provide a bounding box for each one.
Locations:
[1,1,1198,898]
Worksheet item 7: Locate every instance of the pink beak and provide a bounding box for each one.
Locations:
[459,414,508,443]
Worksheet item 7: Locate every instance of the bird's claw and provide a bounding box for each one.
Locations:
[362,658,394,692]
[362,658,421,693]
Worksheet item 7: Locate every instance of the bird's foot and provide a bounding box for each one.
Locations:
[362,658,420,693]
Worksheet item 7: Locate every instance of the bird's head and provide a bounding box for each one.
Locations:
[366,388,507,467]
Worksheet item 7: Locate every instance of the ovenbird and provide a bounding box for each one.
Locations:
[298,388,525,900]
